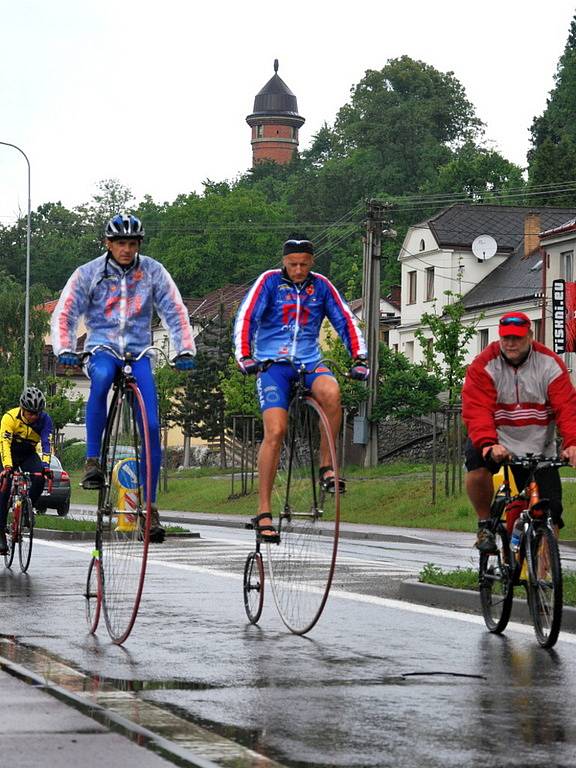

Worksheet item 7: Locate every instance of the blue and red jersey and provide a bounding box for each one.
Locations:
[234,269,367,366]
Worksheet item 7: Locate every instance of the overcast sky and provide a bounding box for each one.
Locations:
[1,0,575,225]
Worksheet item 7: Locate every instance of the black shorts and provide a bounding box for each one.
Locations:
[464,438,564,526]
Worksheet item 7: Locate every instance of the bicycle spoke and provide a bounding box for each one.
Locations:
[100,384,151,644]
[18,499,33,572]
[479,524,514,634]
[268,396,340,635]
[527,525,562,648]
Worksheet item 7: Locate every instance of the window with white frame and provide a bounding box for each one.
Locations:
[425,267,435,301]
[404,341,414,362]
[419,238,425,252]
[561,250,574,281]
[532,318,542,342]
[479,328,489,351]
[408,271,417,304]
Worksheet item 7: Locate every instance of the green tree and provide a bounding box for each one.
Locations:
[220,358,260,418]
[44,376,84,447]
[428,142,525,202]
[371,344,443,420]
[528,13,576,203]
[415,291,481,404]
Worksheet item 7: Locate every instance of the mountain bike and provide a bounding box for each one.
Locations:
[243,358,342,635]
[83,345,163,645]
[479,454,566,648]
[3,470,50,573]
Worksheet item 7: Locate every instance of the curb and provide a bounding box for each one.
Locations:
[33,528,200,542]
[399,580,576,632]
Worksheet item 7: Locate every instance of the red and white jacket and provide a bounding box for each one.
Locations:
[462,340,576,456]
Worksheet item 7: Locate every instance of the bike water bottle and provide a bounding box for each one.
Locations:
[510,516,523,552]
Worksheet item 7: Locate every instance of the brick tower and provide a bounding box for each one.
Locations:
[246,60,305,165]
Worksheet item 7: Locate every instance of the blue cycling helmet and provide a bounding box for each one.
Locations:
[105,213,145,240]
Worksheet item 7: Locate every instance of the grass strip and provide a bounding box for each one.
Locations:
[419,563,576,606]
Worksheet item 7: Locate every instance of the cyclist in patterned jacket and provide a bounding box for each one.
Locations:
[462,310,576,553]
[0,387,53,554]
[234,238,369,542]
[51,213,196,543]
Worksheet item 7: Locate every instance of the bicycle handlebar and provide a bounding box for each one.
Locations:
[81,344,173,366]
[502,454,569,469]
[258,357,350,378]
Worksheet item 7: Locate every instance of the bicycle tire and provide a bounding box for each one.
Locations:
[4,503,17,569]
[479,523,514,634]
[100,382,152,644]
[526,524,562,648]
[243,551,264,624]
[18,498,34,573]
[267,395,340,635]
[84,554,102,634]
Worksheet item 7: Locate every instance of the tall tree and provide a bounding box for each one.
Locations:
[528,13,576,203]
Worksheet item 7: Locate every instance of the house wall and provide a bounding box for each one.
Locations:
[396,225,507,365]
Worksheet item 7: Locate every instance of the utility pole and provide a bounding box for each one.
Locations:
[355,199,394,467]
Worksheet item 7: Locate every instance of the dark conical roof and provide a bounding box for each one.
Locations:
[250,60,302,117]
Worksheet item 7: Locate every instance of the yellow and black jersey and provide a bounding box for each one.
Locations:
[0,407,53,468]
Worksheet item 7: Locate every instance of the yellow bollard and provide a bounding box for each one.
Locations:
[111,458,142,533]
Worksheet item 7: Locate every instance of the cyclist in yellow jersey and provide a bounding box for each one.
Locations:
[0,387,53,553]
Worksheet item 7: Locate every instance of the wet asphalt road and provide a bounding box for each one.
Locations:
[1,526,576,767]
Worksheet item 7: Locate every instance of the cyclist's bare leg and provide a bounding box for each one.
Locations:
[257,407,288,533]
[311,376,341,477]
[465,467,493,522]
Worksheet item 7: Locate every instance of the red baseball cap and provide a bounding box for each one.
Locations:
[499,311,532,337]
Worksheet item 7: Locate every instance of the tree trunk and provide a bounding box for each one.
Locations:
[183,432,190,468]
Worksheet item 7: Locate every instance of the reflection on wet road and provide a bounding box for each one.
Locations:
[0,530,575,767]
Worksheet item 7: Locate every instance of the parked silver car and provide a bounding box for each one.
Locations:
[35,455,71,517]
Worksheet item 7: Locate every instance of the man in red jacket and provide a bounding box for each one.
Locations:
[462,311,576,552]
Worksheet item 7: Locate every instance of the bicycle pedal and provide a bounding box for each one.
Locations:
[245,522,254,530]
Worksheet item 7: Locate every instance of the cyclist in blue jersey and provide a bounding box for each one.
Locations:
[234,238,369,541]
[51,213,196,543]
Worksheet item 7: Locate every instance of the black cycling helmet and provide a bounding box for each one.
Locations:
[104,213,145,240]
[20,386,46,414]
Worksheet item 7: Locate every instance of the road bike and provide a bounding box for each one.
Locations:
[84,345,161,644]
[3,470,50,573]
[479,454,566,648]
[243,359,342,635]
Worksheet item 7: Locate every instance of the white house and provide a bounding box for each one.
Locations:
[394,204,576,366]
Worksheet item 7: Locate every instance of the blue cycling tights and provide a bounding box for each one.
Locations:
[86,352,160,502]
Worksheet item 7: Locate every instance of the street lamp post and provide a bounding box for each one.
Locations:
[0,141,31,387]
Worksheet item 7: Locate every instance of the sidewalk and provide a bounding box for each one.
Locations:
[0,664,215,767]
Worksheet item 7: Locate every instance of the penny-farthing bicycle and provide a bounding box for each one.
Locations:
[243,359,341,635]
[84,345,160,645]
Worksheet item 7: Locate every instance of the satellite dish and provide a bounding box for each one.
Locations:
[472,235,498,261]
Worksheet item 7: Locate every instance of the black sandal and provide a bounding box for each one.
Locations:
[319,466,346,494]
[251,513,280,544]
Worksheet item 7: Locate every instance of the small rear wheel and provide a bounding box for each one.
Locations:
[85,555,102,634]
[479,523,514,634]
[18,498,34,573]
[526,524,562,648]
[243,551,264,624]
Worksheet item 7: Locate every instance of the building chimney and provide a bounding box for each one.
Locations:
[524,212,541,258]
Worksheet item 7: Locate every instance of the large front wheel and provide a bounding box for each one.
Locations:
[267,396,340,635]
[526,524,562,648]
[479,523,514,634]
[99,383,152,644]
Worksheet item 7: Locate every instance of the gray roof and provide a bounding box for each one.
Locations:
[425,203,576,251]
[248,61,304,120]
[442,205,576,311]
